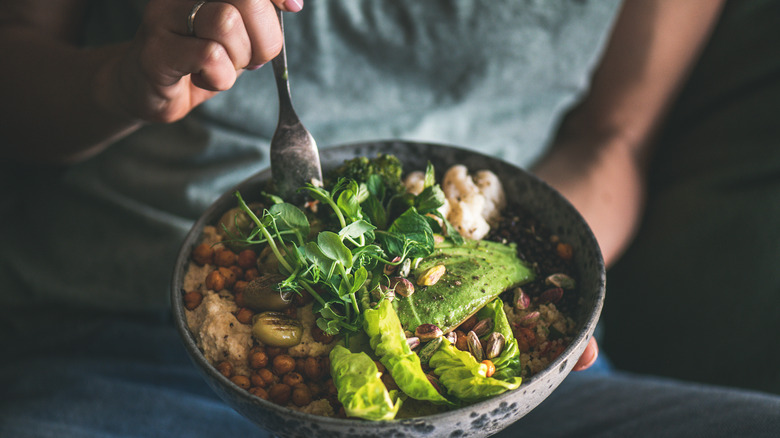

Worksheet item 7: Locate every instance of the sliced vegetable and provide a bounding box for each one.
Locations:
[329,344,402,421]
[394,239,534,333]
[363,299,450,404]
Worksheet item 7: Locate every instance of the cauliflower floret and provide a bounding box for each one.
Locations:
[404,164,504,240]
[473,170,506,226]
[403,170,426,196]
[441,165,504,240]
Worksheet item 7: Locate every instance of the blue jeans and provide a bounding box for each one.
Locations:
[2,314,778,438]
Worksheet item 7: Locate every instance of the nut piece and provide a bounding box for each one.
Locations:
[485,332,506,359]
[417,264,446,286]
[539,287,564,304]
[406,336,421,350]
[513,287,530,310]
[418,337,443,366]
[383,256,402,275]
[517,311,541,327]
[545,273,576,290]
[444,331,458,344]
[472,318,494,337]
[390,277,415,297]
[415,324,443,342]
[399,258,412,277]
[467,330,484,362]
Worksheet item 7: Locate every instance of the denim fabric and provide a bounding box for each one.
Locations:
[2,316,778,438]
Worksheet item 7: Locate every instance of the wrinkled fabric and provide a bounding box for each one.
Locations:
[0,0,621,314]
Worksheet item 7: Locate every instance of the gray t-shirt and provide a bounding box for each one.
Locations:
[0,0,621,313]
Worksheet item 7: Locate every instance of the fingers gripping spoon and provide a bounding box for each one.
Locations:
[270,8,322,202]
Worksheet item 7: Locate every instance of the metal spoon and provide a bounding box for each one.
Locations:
[270,8,322,202]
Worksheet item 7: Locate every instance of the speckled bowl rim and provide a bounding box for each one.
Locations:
[171,140,605,437]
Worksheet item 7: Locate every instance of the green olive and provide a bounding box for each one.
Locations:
[217,204,262,251]
[243,274,292,311]
[252,312,303,348]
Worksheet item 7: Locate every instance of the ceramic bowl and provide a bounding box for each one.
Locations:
[171,140,605,437]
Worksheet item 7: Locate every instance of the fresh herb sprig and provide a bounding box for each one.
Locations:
[227,157,462,346]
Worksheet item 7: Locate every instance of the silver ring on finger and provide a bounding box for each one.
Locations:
[186,0,208,37]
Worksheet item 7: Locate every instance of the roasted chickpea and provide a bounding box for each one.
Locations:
[235,307,254,325]
[237,249,258,269]
[253,368,276,387]
[283,372,304,387]
[192,243,214,266]
[234,291,247,308]
[455,330,469,351]
[291,383,313,407]
[268,383,292,405]
[230,375,251,390]
[218,266,237,289]
[325,379,337,396]
[295,357,306,374]
[273,354,296,375]
[304,357,322,381]
[265,346,285,359]
[214,248,237,267]
[481,360,496,378]
[459,314,478,332]
[244,268,260,282]
[205,270,226,291]
[556,242,574,261]
[249,387,269,399]
[307,381,323,398]
[183,291,203,310]
[311,324,335,344]
[216,361,233,378]
[233,280,249,294]
[250,372,266,388]
[230,265,244,281]
[249,349,268,369]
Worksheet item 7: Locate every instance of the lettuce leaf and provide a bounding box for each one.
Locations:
[429,339,522,403]
[363,299,450,404]
[476,299,523,380]
[329,344,402,420]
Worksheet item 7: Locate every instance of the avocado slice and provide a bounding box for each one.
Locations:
[393,239,534,333]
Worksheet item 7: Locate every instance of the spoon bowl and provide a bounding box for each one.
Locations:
[270,8,322,202]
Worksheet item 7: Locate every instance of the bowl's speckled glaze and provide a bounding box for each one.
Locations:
[171,141,605,438]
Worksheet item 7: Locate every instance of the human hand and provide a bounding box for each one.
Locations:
[572,336,598,371]
[100,0,303,124]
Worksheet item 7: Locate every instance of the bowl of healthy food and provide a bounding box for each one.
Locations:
[171,140,605,438]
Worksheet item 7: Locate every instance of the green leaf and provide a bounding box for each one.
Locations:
[365,174,386,200]
[339,220,376,241]
[415,185,446,215]
[363,300,450,405]
[388,207,435,259]
[300,185,333,205]
[336,179,363,221]
[268,203,309,245]
[329,344,402,420]
[424,162,436,188]
[362,194,387,230]
[318,231,354,270]
[302,241,335,277]
[351,266,368,294]
[429,340,522,403]
[476,299,523,380]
